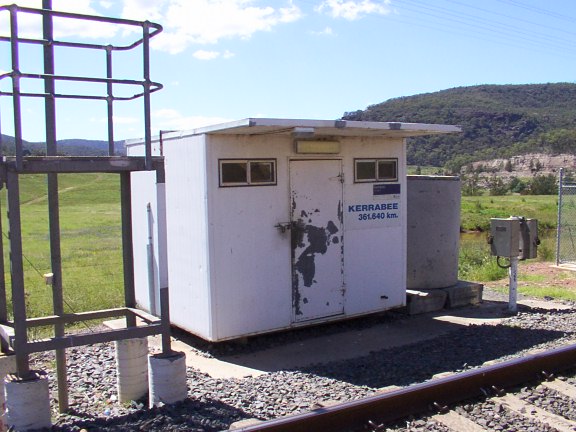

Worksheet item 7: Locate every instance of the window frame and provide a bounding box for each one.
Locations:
[219,158,277,187]
[354,158,398,183]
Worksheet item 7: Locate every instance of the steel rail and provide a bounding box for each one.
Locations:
[239,343,576,432]
[0,4,162,51]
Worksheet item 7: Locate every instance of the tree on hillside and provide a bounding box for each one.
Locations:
[343,83,576,169]
[461,174,482,196]
[508,177,526,194]
[487,175,508,196]
[528,174,557,195]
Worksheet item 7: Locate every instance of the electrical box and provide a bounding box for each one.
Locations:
[519,218,538,260]
[489,217,538,260]
[490,218,520,258]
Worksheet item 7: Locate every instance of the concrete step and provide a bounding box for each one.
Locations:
[407,281,483,315]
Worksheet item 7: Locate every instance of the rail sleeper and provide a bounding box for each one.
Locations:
[494,394,576,432]
[432,411,487,432]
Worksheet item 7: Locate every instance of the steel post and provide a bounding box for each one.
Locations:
[142,21,152,170]
[9,5,23,171]
[156,169,170,353]
[121,172,137,327]
[0,197,8,353]
[43,0,69,412]
[556,168,564,266]
[106,46,115,155]
[6,171,29,377]
[160,287,171,354]
[508,256,518,314]
[0,115,5,354]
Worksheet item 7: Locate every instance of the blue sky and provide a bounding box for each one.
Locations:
[1,0,575,142]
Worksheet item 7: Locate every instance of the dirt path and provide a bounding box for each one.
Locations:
[22,173,105,205]
[24,186,76,205]
[484,261,576,293]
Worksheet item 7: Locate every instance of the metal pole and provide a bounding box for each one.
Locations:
[156,169,171,353]
[6,171,30,377]
[106,46,115,156]
[508,256,518,314]
[42,0,69,412]
[0,196,8,353]
[0,105,3,158]
[121,172,137,327]
[160,287,171,354]
[0,117,5,354]
[556,168,564,266]
[9,5,23,171]
[142,21,152,170]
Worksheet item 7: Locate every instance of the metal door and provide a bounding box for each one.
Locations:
[290,159,344,322]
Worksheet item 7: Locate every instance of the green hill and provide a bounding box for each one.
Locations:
[0,134,125,156]
[342,83,576,172]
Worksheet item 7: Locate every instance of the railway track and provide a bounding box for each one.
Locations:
[237,343,576,432]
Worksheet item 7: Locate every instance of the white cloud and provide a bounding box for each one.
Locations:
[120,0,168,22]
[0,0,118,39]
[193,50,220,60]
[311,26,335,36]
[316,0,391,20]
[153,108,233,131]
[121,0,303,54]
[193,49,235,60]
[2,1,303,53]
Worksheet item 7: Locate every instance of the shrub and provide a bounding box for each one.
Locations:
[487,175,508,196]
[508,176,526,194]
[528,174,558,195]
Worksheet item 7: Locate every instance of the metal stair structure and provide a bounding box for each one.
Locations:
[0,2,172,413]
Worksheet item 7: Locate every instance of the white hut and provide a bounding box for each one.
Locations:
[126,118,460,341]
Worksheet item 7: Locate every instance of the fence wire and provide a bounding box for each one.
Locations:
[556,169,576,265]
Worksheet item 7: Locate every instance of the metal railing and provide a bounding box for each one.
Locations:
[0,3,170,414]
[0,3,163,169]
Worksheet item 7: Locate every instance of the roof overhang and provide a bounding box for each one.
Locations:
[160,118,461,141]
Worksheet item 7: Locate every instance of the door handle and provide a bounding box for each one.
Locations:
[274,222,292,233]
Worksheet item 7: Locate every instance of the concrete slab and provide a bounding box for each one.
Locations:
[107,295,574,380]
[554,263,576,272]
[406,289,447,315]
[406,281,484,315]
[444,281,483,308]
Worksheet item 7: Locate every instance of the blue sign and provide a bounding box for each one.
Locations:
[373,183,400,196]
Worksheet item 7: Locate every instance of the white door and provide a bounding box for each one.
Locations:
[290,159,344,322]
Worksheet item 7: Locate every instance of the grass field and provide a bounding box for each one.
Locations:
[0,173,123,332]
[461,195,557,232]
[459,194,558,281]
[458,194,566,300]
[0,173,562,329]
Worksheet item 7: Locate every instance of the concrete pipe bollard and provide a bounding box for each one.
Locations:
[0,355,16,430]
[4,372,51,431]
[115,338,149,403]
[148,351,187,408]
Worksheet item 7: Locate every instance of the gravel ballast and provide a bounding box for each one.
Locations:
[25,298,576,431]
